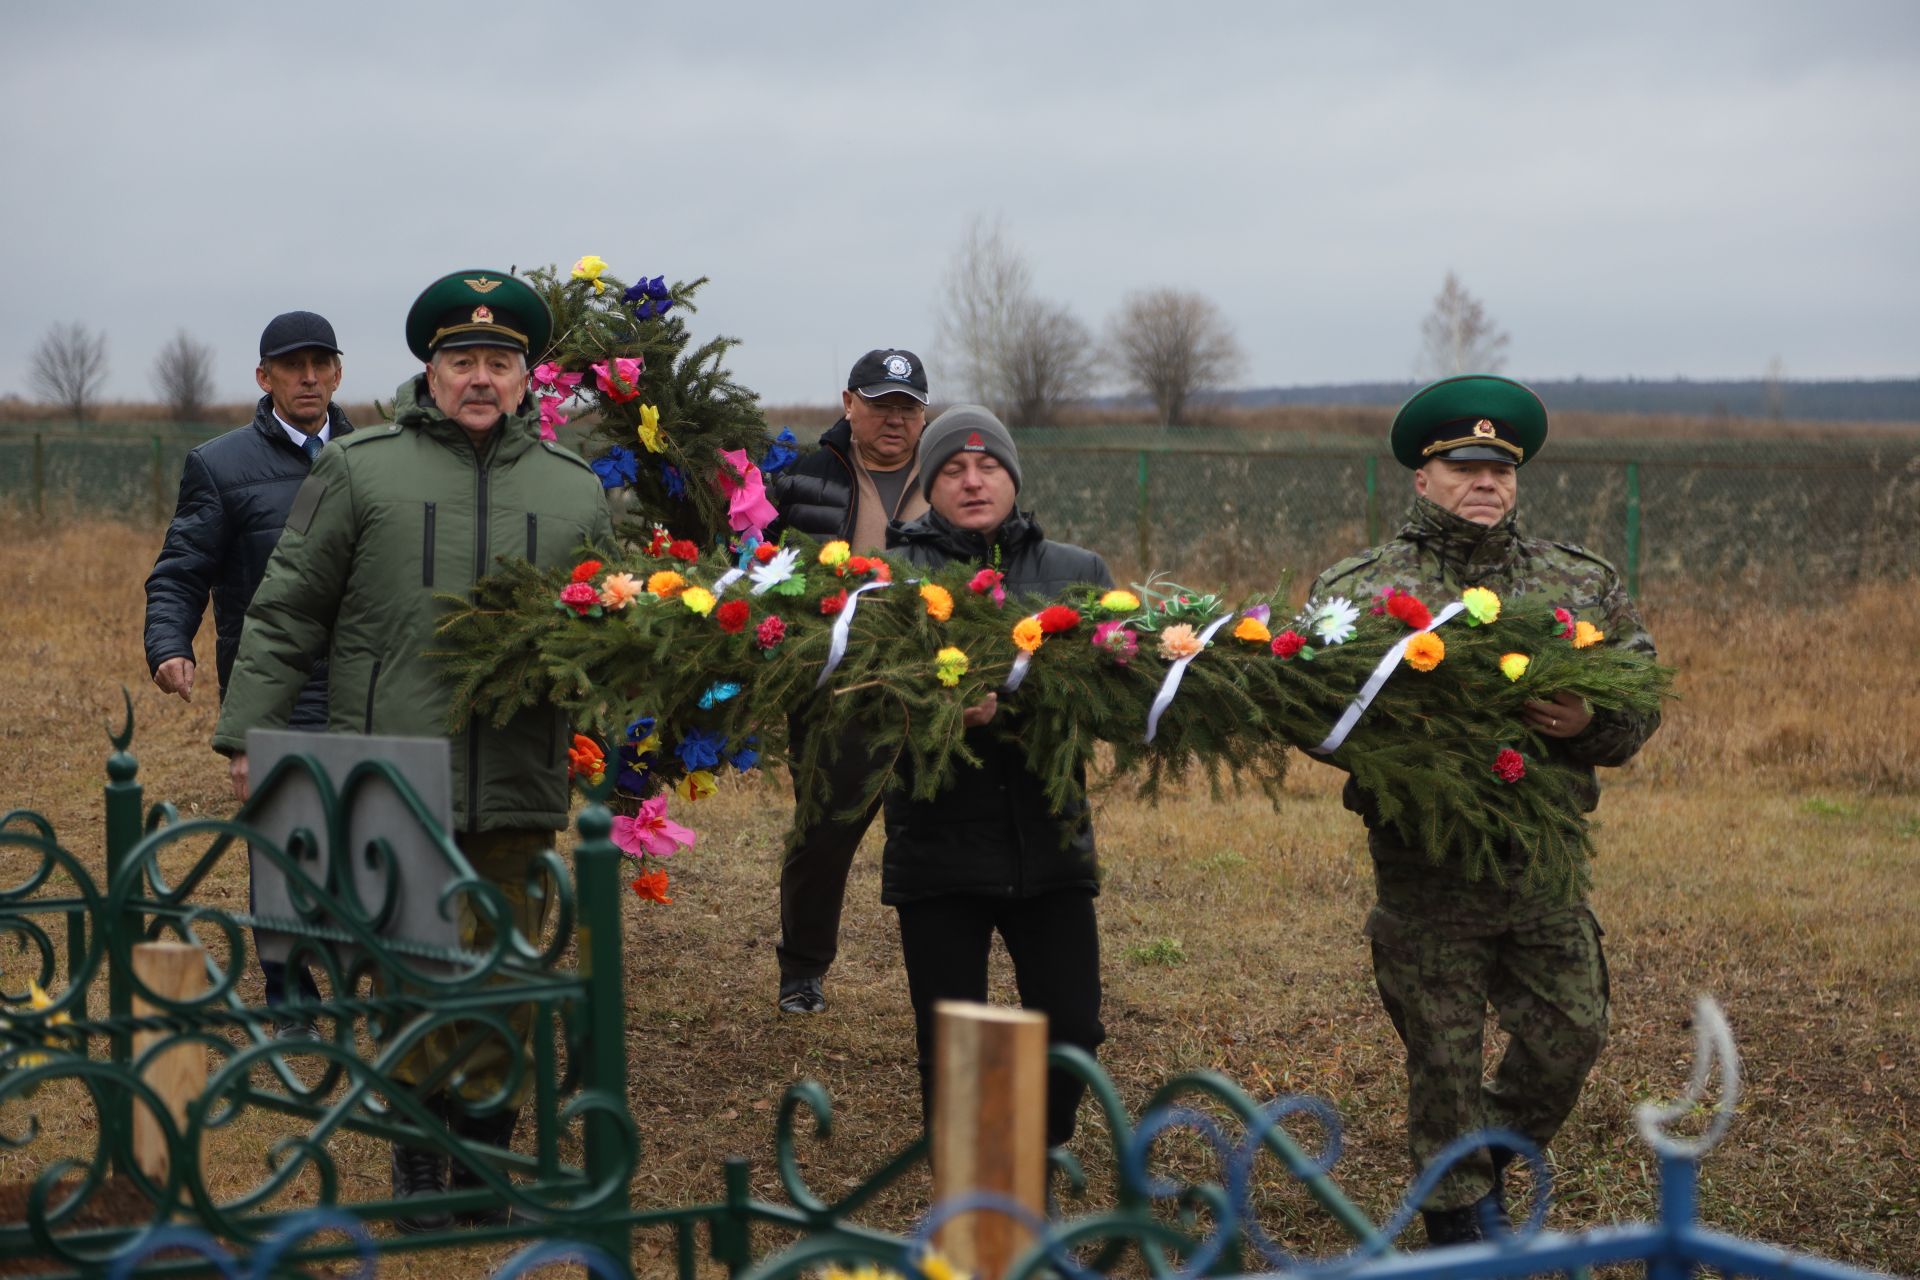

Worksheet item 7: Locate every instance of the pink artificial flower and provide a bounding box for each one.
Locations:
[714,448,779,539]
[559,581,599,615]
[609,794,697,858]
[538,393,568,441]
[967,568,1006,607]
[1091,619,1139,665]
[532,362,584,392]
[1553,606,1576,640]
[592,357,644,403]
[1492,747,1527,784]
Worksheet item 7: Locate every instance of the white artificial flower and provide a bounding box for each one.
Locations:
[748,546,802,595]
[1310,596,1360,645]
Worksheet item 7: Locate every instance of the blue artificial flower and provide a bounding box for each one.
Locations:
[697,682,742,709]
[626,716,656,744]
[591,446,638,488]
[760,428,799,475]
[624,275,674,320]
[673,727,725,772]
[616,746,651,793]
[726,736,760,772]
[660,462,685,499]
[733,533,763,569]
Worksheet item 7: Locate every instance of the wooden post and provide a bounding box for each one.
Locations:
[131,941,208,1188]
[932,1001,1048,1277]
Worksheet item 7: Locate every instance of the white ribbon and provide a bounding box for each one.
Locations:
[1143,613,1237,743]
[711,567,747,594]
[816,579,892,689]
[1310,601,1467,755]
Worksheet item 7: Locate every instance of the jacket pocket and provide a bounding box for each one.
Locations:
[422,503,437,587]
[364,658,383,733]
[526,513,538,561]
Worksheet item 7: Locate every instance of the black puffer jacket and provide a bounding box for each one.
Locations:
[767,418,859,538]
[879,508,1114,905]
[143,396,352,726]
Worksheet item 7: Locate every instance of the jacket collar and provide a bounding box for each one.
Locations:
[247,394,353,452]
[392,374,538,463]
[893,506,1044,563]
[818,417,854,458]
[1397,494,1521,583]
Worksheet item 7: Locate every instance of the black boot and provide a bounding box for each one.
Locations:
[390,1097,450,1235]
[1476,1147,1514,1236]
[1421,1206,1481,1247]
[448,1105,520,1227]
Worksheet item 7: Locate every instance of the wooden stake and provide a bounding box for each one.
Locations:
[131,941,208,1190]
[931,1001,1047,1277]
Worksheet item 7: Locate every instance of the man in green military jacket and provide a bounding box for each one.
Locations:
[1308,375,1660,1247]
[214,269,614,1230]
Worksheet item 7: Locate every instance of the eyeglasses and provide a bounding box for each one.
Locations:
[863,398,926,418]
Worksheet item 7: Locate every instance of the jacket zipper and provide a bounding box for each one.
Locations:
[363,658,383,733]
[422,502,437,587]
[526,512,537,560]
[468,444,491,831]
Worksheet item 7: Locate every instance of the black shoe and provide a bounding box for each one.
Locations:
[271,1015,317,1042]
[448,1106,520,1228]
[778,976,826,1014]
[1473,1189,1512,1237]
[1421,1206,1481,1247]
[390,1140,450,1234]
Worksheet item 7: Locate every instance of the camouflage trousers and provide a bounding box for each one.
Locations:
[390,828,556,1111]
[1365,902,1610,1211]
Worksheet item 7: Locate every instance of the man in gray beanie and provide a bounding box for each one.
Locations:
[910,404,1023,501]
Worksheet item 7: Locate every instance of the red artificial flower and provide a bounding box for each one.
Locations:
[1036,605,1082,634]
[872,559,891,583]
[1492,748,1526,784]
[968,568,1003,595]
[646,528,670,557]
[846,555,872,576]
[559,581,599,615]
[715,599,750,634]
[570,559,603,583]
[1271,630,1307,659]
[820,588,848,616]
[631,869,673,904]
[755,614,786,650]
[753,542,778,564]
[1553,606,1575,639]
[668,539,699,564]
[1384,589,1432,631]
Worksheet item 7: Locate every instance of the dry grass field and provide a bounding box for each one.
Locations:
[1,513,1916,1277]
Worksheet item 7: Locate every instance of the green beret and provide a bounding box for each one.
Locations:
[1390,374,1548,469]
[404,269,552,363]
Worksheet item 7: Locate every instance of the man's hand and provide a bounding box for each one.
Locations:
[1523,690,1593,739]
[962,692,999,728]
[154,657,196,702]
[229,752,250,803]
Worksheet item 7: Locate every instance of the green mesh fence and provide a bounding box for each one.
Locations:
[5,422,1916,597]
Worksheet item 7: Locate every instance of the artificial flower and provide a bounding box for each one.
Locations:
[558,582,599,616]
[1036,605,1081,634]
[645,527,671,557]
[754,542,779,563]
[592,357,644,403]
[598,572,642,611]
[668,539,699,563]
[623,274,673,319]
[1499,652,1532,681]
[673,729,724,771]
[636,403,664,453]
[968,568,1006,607]
[750,546,803,595]
[571,254,609,292]
[716,448,778,538]
[1462,587,1501,625]
[1553,606,1576,639]
[1091,620,1139,665]
[676,770,717,802]
[681,586,716,616]
[1271,629,1307,659]
[1492,748,1526,783]
[1158,623,1204,660]
[1097,589,1140,613]
[590,446,638,488]
[715,599,750,633]
[1309,597,1360,645]
[697,681,741,709]
[647,570,686,598]
[845,556,870,576]
[727,740,759,771]
[819,540,852,567]
[820,588,848,616]
[610,795,696,858]
[630,869,673,904]
[566,734,605,784]
[760,428,799,474]
[1233,616,1271,644]
[755,614,786,650]
[571,560,604,583]
[921,582,954,622]
[934,646,969,686]
[1384,589,1433,631]
[871,559,892,583]
[660,463,685,499]
[626,715,657,747]
[537,394,567,441]
[1404,631,1446,672]
[532,362,583,392]
[1011,617,1045,653]
[1572,620,1605,649]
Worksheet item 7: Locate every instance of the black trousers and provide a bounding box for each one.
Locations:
[896,888,1105,1147]
[776,715,888,981]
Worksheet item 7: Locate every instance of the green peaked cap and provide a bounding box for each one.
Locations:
[1390,374,1548,469]
[404,269,552,363]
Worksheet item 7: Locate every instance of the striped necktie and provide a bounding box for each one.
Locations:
[301,434,323,463]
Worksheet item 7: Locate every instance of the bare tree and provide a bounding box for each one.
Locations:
[933,215,1097,426]
[1417,272,1509,378]
[1106,288,1246,426]
[1762,355,1788,420]
[151,329,217,421]
[30,322,109,424]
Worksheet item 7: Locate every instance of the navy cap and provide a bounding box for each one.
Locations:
[259,311,341,360]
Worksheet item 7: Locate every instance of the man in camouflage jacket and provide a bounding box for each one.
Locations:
[1307,375,1660,1246]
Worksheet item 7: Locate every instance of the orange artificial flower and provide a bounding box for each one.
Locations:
[1011,617,1045,653]
[566,734,605,784]
[646,570,686,598]
[1233,616,1271,644]
[921,582,954,622]
[1404,631,1446,672]
[630,869,673,904]
[598,572,642,611]
[1572,620,1605,649]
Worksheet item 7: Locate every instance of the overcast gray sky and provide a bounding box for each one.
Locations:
[3,1,1916,410]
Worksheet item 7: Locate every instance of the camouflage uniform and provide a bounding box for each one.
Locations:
[1310,494,1660,1210]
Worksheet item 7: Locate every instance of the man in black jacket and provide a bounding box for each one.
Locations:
[766,350,931,1014]
[143,310,351,1027]
[886,404,1113,1147]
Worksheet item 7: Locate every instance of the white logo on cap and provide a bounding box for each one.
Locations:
[884,355,913,379]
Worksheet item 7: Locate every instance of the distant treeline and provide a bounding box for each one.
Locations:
[1210,378,1920,423]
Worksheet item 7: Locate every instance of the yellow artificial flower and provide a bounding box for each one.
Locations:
[819,540,851,566]
[917,1251,972,1280]
[571,254,608,293]
[1461,586,1501,625]
[680,587,716,616]
[1233,616,1271,644]
[1098,589,1141,612]
[676,770,717,802]
[933,646,969,686]
[646,570,686,598]
[1404,631,1445,672]
[631,730,661,758]
[920,583,954,622]
[636,403,663,453]
[1572,620,1605,649]
[1011,617,1045,653]
[1499,652,1532,681]
[1157,623,1203,660]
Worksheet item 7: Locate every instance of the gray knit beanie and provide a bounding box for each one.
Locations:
[917,404,1022,499]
